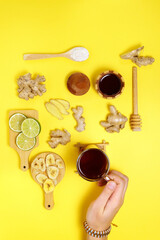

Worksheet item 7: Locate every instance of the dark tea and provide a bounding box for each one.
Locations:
[99,74,122,96]
[77,148,110,181]
[96,71,124,99]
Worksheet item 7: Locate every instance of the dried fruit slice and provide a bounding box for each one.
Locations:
[50,99,69,115]
[56,99,70,110]
[9,113,26,132]
[31,158,40,170]
[46,154,56,167]
[43,179,55,193]
[16,133,36,151]
[47,166,59,180]
[21,118,41,138]
[31,157,45,171]
[56,159,64,169]
[45,102,63,120]
[36,174,47,184]
[38,158,46,172]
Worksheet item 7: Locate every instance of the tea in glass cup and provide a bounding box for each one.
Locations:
[76,148,110,182]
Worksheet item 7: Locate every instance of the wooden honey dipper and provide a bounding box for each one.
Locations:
[130,66,142,131]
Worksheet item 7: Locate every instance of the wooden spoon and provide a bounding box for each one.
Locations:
[23,47,89,62]
[31,152,65,210]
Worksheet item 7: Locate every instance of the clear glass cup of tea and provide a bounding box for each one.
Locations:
[76,146,110,182]
[95,70,125,99]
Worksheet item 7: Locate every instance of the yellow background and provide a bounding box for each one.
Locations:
[0,0,160,239]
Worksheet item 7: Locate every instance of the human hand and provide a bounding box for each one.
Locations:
[86,170,128,239]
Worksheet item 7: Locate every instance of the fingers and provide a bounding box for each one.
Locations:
[102,171,128,214]
[109,170,128,197]
[98,171,128,190]
[110,170,128,183]
[98,178,107,186]
[96,170,129,215]
[93,181,117,211]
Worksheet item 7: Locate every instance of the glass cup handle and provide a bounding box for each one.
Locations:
[102,174,113,182]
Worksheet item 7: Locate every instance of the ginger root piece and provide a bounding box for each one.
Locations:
[72,106,85,132]
[45,102,63,120]
[48,129,71,148]
[120,46,155,67]
[132,56,155,67]
[121,46,144,59]
[17,73,46,100]
[56,99,70,110]
[100,105,127,133]
[45,99,70,119]
[50,99,69,115]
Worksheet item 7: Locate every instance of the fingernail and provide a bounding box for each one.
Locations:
[107,181,116,190]
[104,176,110,181]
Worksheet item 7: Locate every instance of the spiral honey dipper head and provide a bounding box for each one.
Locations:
[130,66,142,131]
[130,114,142,131]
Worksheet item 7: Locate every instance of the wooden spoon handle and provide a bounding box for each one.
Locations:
[44,192,54,210]
[23,53,65,60]
[132,66,138,114]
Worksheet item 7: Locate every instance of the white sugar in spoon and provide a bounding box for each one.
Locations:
[23,47,89,62]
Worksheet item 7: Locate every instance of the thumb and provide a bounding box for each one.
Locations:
[94,181,117,209]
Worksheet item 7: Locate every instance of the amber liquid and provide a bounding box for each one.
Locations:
[77,149,108,180]
[99,73,122,96]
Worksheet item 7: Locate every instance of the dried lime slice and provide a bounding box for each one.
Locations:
[9,113,26,132]
[16,133,36,151]
[21,118,41,138]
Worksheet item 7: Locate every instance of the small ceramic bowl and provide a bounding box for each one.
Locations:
[67,72,90,96]
[95,70,125,99]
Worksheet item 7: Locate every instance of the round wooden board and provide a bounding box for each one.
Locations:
[31,152,65,210]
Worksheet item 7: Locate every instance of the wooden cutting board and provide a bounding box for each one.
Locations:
[31,152,65,210]
[9,110,39,171]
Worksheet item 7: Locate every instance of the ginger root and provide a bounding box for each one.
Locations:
[100,105,127,133]
[131,56,155,67]
[120,46,155,67]
[48,129,71,148]
[17,73,46,100]
[72,106,85,132]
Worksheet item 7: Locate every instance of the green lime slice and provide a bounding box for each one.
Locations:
[9,113,26,132]
[16,133,36,151]
[21,118,41,138]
